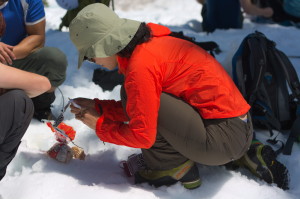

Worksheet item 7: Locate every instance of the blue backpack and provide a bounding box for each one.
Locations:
[232,31,300,155]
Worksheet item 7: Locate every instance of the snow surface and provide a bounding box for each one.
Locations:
[1,0,300,198]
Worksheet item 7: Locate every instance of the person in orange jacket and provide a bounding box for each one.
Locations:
[68,3,289,190]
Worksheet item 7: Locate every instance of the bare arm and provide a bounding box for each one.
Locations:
[240,0,273,17]
[12,19,46,60]
[0,63,51,98]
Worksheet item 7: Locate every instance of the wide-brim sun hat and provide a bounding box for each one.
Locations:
[69,3,141,68]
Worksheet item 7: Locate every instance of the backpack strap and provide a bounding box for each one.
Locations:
[269,43,300,155]
[283,106,300,155]
[275,50,300,101]
[169,31,221,57]
[232,32,265,100]
[232,38,247,95]
[246,33,268,105]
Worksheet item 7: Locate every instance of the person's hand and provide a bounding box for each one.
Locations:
[0,42,16,65]
[70,98,100,130]
[70,97,95,116]
[262,7,274,18]
[70,97,95,111]
[74,107,101,130]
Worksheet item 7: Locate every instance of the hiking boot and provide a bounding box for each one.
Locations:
[135,160,201,189]
[33,108,56,121]
[31,92,56,121]
[238,143,290,190]
[121,153,147,177]
[0,166,7,181]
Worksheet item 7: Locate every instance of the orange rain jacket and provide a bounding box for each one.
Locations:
[94,23,250,149]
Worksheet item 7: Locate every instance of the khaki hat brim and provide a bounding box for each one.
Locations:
[70,3,141,69]
[77,48,87,69]
[90,19,139,55]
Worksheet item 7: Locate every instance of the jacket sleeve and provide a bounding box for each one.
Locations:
[95,61,162,149]
[94,99,129,122]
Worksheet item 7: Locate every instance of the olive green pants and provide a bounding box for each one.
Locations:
[12,47,67,87]
[121,87,253,170]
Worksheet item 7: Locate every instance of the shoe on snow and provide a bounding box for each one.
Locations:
[239,144,290,190]
[135,160,201,189]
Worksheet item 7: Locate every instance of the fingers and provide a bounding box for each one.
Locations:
[78,113,98,130]
[74,109,87,120]
[70,106,80,114]
[0,43,15,65]
[0,53,12,65]
[72,98,95,109]
[72,107,87,119]
[70,102,100,130]
[74,111,90,127]
[70,104,84,114]
[70,103,81,110]
[75,113,83,120]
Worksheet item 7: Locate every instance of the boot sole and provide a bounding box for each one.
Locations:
[181,179,201,189]
[135,163,201,189]
[135,173,201,189]
[257,145,289,190]
[244,145,289,190]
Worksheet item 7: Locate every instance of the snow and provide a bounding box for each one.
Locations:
[1,0,300,198]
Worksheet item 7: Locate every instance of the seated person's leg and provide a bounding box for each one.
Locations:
[12,47,67,121]
[0,90,34,181]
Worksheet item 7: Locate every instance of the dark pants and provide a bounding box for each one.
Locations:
[201,0,243,32]
[121,87,253,170]
[0,90,34,181]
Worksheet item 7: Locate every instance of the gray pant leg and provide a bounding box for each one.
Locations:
[12,47,67,87]
[0,90,34,180]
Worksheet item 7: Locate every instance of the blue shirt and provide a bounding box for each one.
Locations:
[0,0,45,45]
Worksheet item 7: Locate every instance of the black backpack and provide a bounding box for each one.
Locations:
[169,31,221,57]
[232,31,300,155]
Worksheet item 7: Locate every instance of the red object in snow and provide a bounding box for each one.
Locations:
[46,122,76,143]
